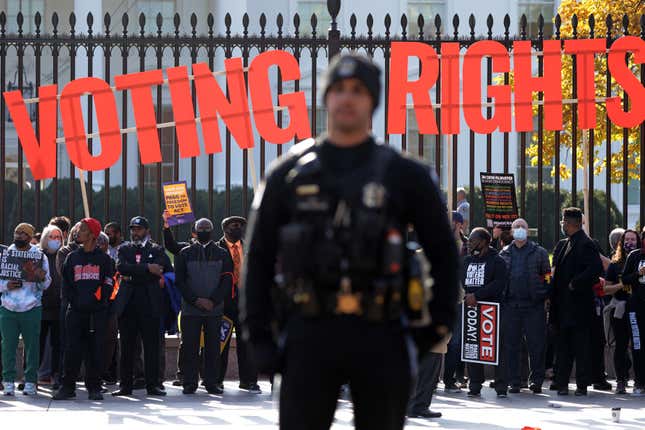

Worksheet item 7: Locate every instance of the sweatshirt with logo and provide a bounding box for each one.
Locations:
[462,247,508,302]
[62,247,114,313]
[0,244,51,312]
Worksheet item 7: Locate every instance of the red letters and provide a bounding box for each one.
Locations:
[3,84,57,180]
[167,65,201,158]
[387,41,439,135]
[60,77,121,172]
[249,50,310,144]
[564,39,606,129]
[193,59,254,153]
[514,40,563,131]
[606,36,645,127]
[463,41,512,133]
[114,70,164,164]
[440,42,460,135]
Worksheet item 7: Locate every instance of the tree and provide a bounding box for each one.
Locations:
[525,0,645,183]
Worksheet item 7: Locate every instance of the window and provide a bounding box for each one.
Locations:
[407,109,438,167]
[136,0,176,35]
[7,0,45,34]
[407,0,446,37]
[297,0,332,37]
[518,0,555,38]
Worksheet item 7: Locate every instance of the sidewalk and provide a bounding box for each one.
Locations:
[0,380,643,429]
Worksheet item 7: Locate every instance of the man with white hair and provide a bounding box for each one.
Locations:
[499,218,551,394]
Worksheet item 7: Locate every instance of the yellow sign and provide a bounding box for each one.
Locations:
[162,181,195,226]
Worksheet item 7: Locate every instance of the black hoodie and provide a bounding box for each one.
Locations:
[462,247,508,302]
[621,248,645,304]
[62,247,114,313]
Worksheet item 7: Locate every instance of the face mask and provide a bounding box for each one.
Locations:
[197,231,212,244]
[512,228,527,241]
[48,239,61,252]
[227,227,243,242]
[13,239,28,248]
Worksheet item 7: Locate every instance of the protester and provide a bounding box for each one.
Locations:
[619,226,645,396]
[162,210,195,256]
[451,211,468,257]
[0,223,51,396]
[500,218,551,393]
[49,216,72,245]
[462,227,508,397]
[112,216,172,397]
[175,218,233,394]
[217,216,260,394]
[604,229,639,394]
[456,187,470,233]
[551,208,603,396]
[38,225,64,385]
[53,218,114,401]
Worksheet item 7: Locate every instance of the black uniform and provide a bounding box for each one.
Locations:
[114,240,173,392]
[242,136,459,430]
[61,247,114,393]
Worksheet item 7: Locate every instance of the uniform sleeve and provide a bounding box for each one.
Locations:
[402,159,460,339]
[240,166,289,345]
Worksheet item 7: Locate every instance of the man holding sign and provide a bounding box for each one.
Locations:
[462,227,508,398]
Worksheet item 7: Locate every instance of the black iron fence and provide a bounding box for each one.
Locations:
[0,0,642,251]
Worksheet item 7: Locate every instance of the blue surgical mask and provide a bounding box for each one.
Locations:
[47,239,61,252]
[512,228,527,241]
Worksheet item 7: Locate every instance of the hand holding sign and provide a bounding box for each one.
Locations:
[465,293,477,307]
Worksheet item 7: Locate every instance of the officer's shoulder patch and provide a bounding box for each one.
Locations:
[287,138,316,156]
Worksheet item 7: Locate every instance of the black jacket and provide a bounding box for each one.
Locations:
[551,230,603,327]
[162,227,191,256]
[174,241,233,317]
[113,240,173,317]
[242,137,460,352]
[62,247,114,313]
[462,247,508,302]
[41,250,62,319]
[621,249,645,304]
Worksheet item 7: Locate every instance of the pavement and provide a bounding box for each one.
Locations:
[0,380,644,429]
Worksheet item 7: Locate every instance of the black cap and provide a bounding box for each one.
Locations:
[129,216,150,229]
[221,216,247,230]
[323,53,381,111]
[194,218,214,233]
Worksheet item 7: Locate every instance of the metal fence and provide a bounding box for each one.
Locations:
[0,0,642,251]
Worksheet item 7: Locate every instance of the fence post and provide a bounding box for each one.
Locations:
[327,0,341,58]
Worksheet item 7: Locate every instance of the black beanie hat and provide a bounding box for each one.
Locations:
[323,53,381,111]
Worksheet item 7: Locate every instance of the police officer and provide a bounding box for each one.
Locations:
[242,53,459,430]
[112,216,173,396]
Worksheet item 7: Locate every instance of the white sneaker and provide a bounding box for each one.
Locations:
[3,382,15,396]
[632,388,645,397]
[23,382,37,395]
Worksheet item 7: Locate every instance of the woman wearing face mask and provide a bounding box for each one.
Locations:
[462,227,509,398]
[604,229,640,394]
[37,225,64,386]
[619,227,645,396]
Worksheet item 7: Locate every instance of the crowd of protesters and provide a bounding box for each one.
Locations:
[1,205,644,414]
[0,213,258,400]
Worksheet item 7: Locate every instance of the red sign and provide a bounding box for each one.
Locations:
[461,301,499,365]
[5,37,645,181]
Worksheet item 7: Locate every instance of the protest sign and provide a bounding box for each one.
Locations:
[0,248,44,282]
[162,181,196,227]
[461,301,500,365]
[480,173,519,228]
[220,315,234,354]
